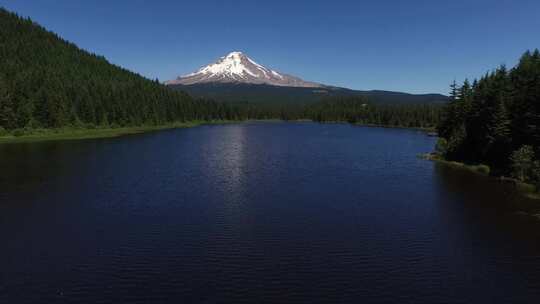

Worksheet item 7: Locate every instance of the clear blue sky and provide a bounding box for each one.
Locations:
[2,0,539,94]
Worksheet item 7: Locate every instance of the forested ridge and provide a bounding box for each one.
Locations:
[0,8,235,133]
[437,50,540,189]
[308,97,440,129]
[0,7,442,138]
[169,82,449,105]
[218,98,442,129]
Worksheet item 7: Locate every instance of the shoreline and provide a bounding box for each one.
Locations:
[353,123,437,133]
[0,120,438,144]
[421,153,540,201]
[316,120,436,133]
[0,120,238,144]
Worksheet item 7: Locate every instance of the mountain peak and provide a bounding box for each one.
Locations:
[226,51,245,57]
[165,51,322,88]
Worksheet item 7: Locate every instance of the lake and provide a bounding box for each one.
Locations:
[1,122,539,303]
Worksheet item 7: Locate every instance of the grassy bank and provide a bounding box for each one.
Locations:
[314,121,437,133]
[420,153,491,175]
[0,120,236,144]
[421,153,540,200]
[0,120,437,144]
[354,123,437,133]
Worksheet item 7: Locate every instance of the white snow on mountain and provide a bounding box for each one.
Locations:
[165,51,322,88]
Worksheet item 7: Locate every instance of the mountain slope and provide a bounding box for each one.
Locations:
[0,8,227,130]
[166,51,322,88]
[169,82,449,105]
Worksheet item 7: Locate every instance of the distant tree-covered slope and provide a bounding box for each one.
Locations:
[168,83,449,105]
[306,96,442,128]
[0,8,228,131]
[437,50,540,188]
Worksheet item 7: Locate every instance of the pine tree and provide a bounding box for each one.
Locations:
[449,80,459,100]
[0,75,16,129]
[510,145,535,182]
[489,99,511,144]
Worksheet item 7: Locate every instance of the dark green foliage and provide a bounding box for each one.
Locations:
[226,97,442,129]
[533,164,540,191]
[438,50,540,183]
[11,128,26,137]
[306,96,442,128]
[0,74,16,129]
[170,83,449,105]
[510,145,536,182]
[0,8,238,130]
[435,138,448,155]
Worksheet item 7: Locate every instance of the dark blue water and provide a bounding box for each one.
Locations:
[1,122,539,303]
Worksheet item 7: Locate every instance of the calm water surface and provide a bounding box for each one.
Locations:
[1,122,539,303]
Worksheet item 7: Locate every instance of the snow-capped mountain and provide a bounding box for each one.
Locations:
[165,51,323,88]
